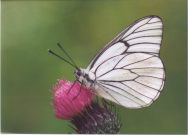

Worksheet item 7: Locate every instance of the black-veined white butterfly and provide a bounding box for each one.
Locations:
[49,15,165,109]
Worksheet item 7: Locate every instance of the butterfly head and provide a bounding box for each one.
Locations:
[75,68,84,80]
[75,68,96,89]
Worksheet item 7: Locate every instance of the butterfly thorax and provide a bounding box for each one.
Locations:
[75,68,96,88]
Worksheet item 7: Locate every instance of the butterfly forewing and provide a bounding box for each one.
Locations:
[87,15,165,108]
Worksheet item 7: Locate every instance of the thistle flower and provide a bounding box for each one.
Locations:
[53,79,121,133]
[53,80,94,119]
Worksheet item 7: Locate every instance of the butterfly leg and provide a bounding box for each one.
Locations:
[67,80,77,94]
[72,81,83,100]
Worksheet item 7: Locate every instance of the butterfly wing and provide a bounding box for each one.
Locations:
[87,15,165,108]
[87,15,163,71]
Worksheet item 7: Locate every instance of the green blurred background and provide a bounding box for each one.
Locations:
[1,0,187,133]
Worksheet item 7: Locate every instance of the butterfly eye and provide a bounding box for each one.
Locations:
[76,70,81,77]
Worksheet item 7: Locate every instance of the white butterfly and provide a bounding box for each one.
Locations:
[49,15,165,109]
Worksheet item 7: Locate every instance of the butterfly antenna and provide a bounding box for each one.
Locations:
[48,49,78,69]
[57,43,79,69]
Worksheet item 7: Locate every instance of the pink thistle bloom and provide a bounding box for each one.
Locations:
[53,80,94,120]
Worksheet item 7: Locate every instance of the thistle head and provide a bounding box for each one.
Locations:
[52,79,121,133]
[53,80,94,119]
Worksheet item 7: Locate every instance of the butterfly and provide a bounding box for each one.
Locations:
[49,15,165,109]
